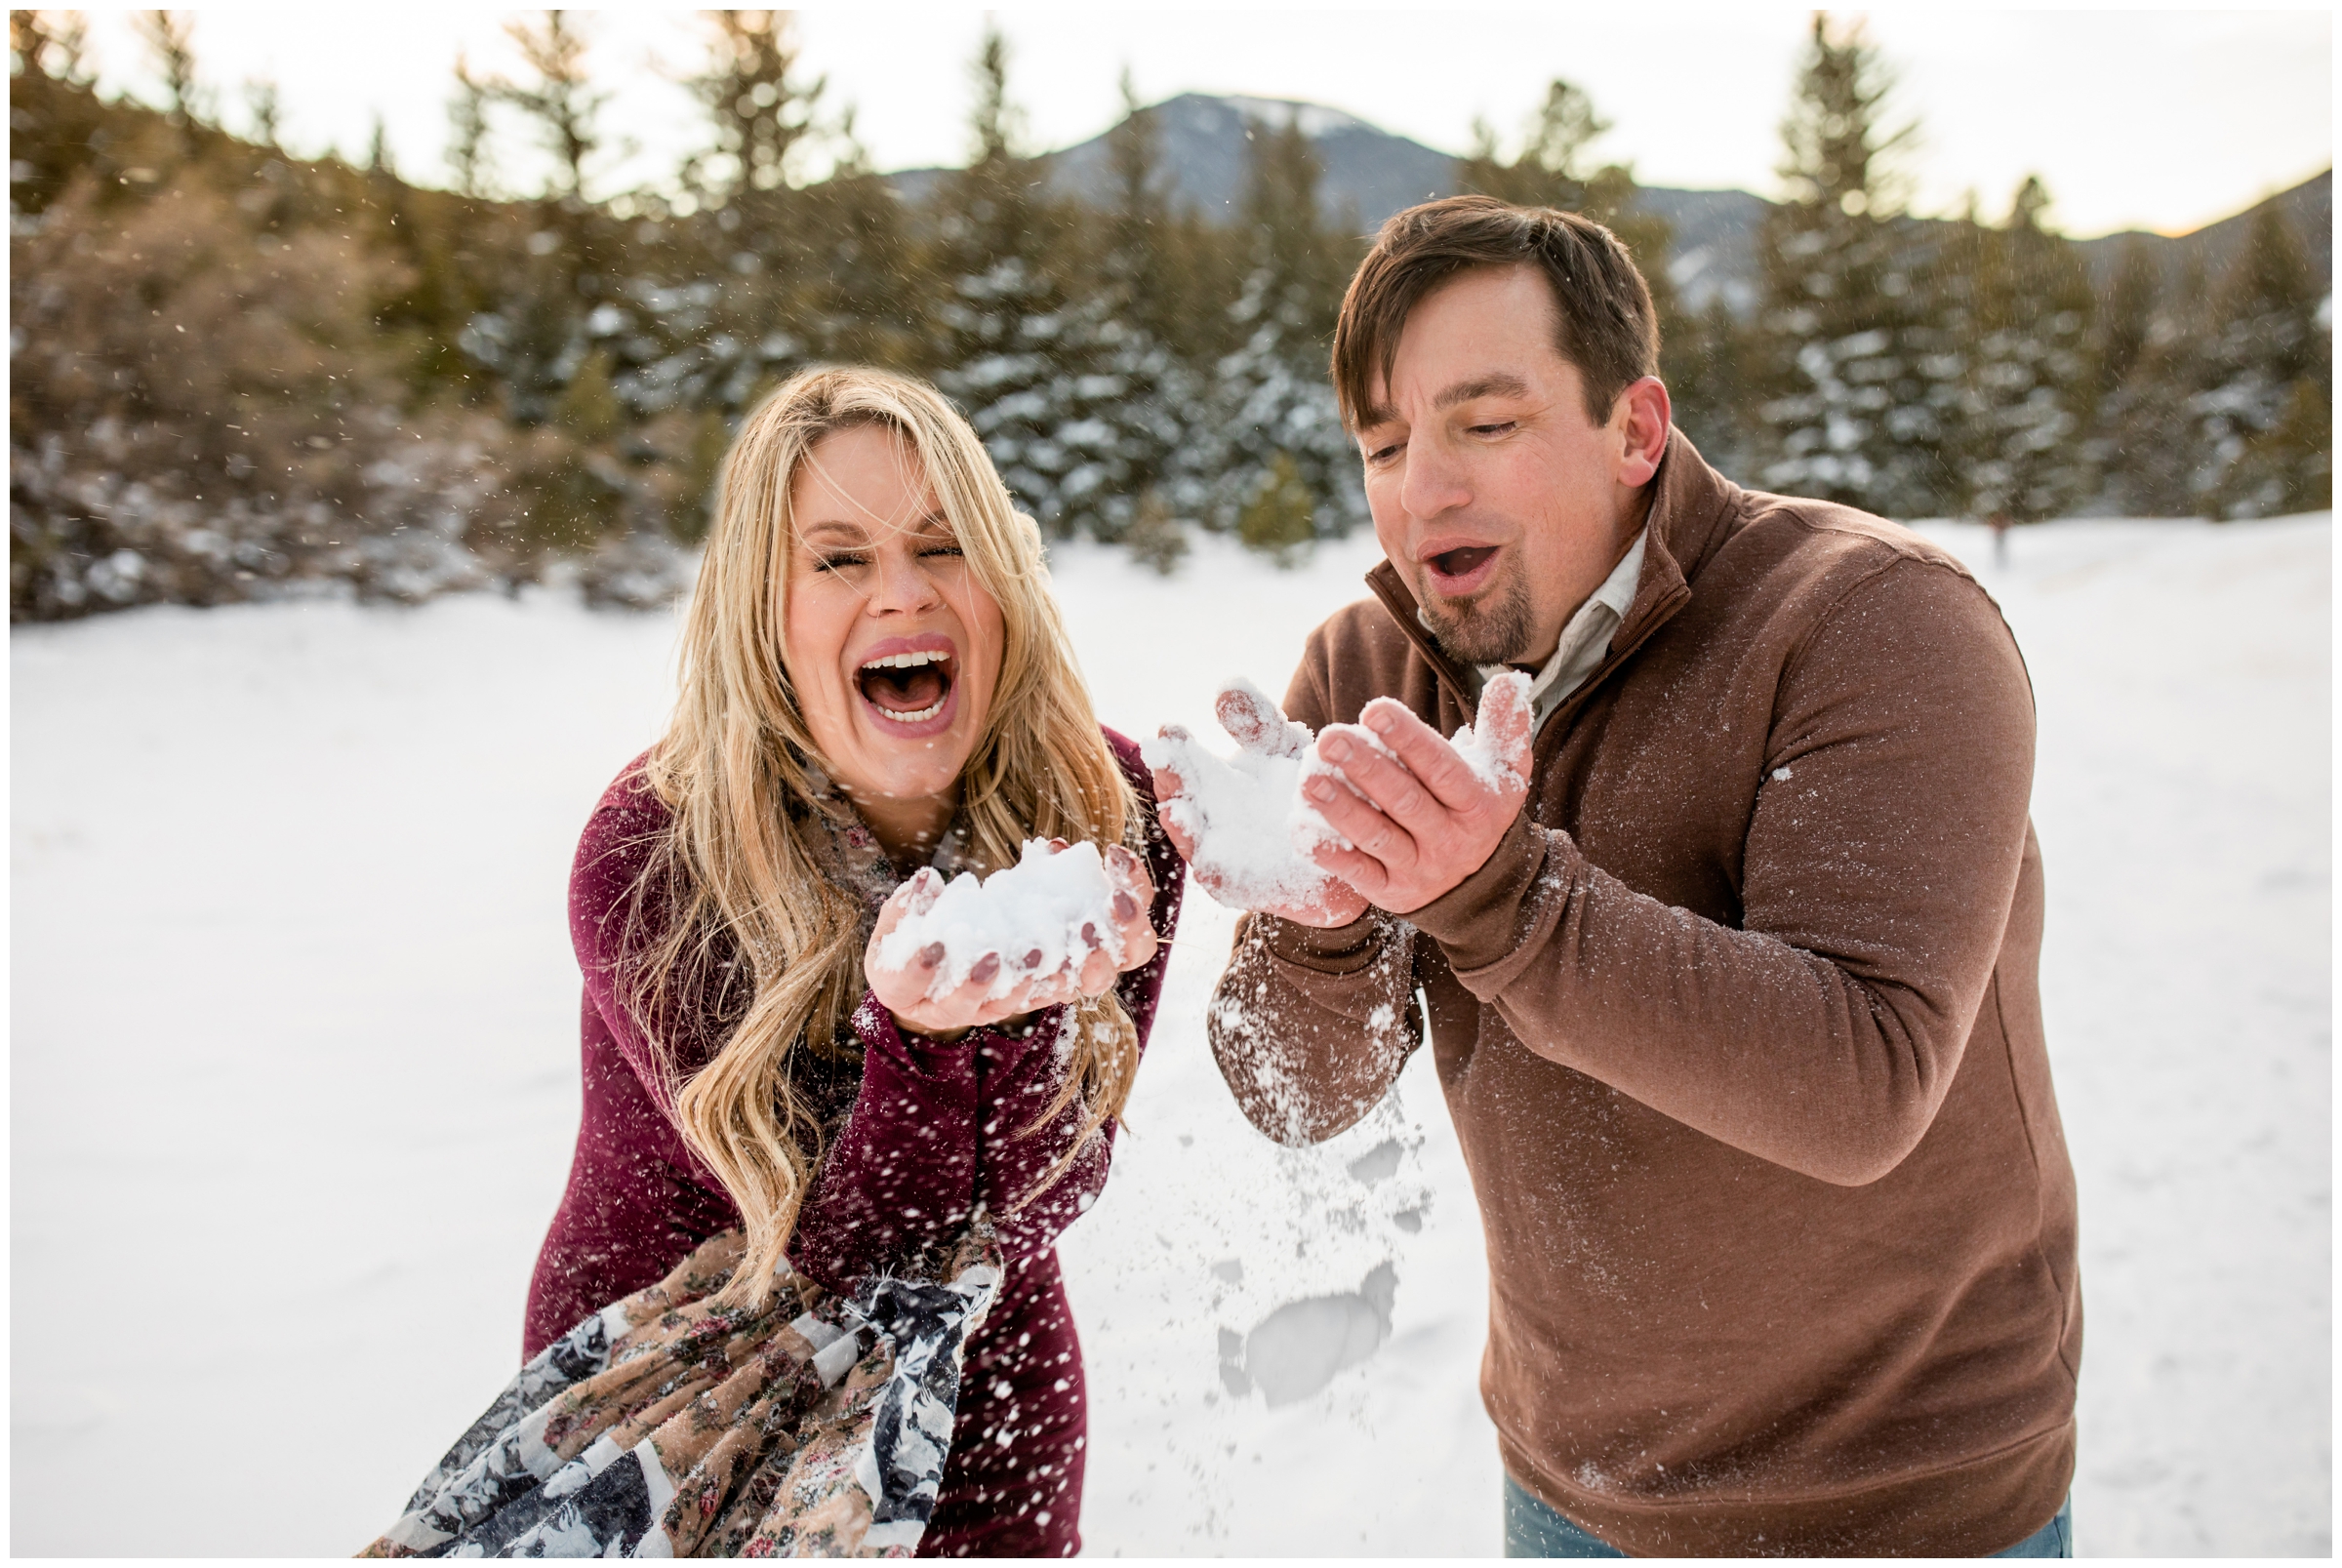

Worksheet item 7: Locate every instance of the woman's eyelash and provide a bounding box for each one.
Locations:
[811,545,956,571]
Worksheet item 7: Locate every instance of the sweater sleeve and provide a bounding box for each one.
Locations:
[1205,629,1426,1144]
[1407,557,2037,1186]
[567,761,729,1189]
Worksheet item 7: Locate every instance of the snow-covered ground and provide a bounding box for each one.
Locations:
[12,516,2329,1555]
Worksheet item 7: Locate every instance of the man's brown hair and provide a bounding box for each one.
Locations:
[1332,194,1660,429]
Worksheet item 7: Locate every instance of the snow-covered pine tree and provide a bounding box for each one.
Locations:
[2070,235,2159,510]
[1754,15,1950,519]
[1051,72,1192,544]
[1202,111,1367,544]
[928,26,1114,538]
[1665,295,1760,479]
[2100,253,2217,516]
[459,12,618,430]
[796,123,925,371]
[2101,207,2331,518]
[1953,177,2096,522]
[2094,237,2162,407]
[588,9,824,430]
[2196,204,2332,517]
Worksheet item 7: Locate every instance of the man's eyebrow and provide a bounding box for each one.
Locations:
[1433,374,1533,411]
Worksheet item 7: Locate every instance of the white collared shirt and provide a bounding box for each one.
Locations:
[1461,530,1647,736]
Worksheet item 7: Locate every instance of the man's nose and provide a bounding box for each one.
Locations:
[1398,436,1471,520]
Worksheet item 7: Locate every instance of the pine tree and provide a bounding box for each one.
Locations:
[929,25,1113,537]
[10,10,113,218]
[1237,451,1315,565]
[1057,72,1193,543]
[1666,296,1758,476]
[1123,488,1190,576]
[2095,236,2160,400]
[634,11,829,421]
[796,123,924,370]
[460,12,620,430]
[1954,177,2096,522]
[134,10,201,156]
[1203,111,1366,542]
[688,12,824,260]
[2222,376,2332,518]
[2197,205,2331,517]
[243,78,282,149]
[494,11,607,209]
[1754,15,1948,518]
[2102,253,2217,516]
[446,56,493,199]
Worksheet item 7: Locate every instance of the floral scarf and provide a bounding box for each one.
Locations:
[360,1227,1001,1558]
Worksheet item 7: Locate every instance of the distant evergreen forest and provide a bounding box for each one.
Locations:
[10,12,2332,621]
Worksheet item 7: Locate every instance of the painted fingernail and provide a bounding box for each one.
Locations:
[917,942,946,970]
[1112,891,1138,921]
[969,953,999,985]
[1023,947,1043,970]
[1108,843,1141,875]
[1049,837,1070,852]
[1081,921,1101,948]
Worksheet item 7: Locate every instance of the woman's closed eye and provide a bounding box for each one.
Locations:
[812,550,872,573]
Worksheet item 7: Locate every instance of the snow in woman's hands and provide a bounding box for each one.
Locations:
[876,838,1123,1000]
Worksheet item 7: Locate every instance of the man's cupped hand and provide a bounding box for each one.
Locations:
[1303,673,1534,915]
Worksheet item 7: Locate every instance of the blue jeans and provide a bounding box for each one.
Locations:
[1503,1473,2075,1557]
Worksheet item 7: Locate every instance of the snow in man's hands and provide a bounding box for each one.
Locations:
[1441,668,1532,790]
[876,839,1125,1000]
[1141,671,1532,912]
[1141,679,1345,909]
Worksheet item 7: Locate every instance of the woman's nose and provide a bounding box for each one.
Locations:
[868,547,943,614]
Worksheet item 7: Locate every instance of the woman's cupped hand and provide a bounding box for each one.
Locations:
[866,840,1158,1040]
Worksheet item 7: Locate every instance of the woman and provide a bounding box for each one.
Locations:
[465,367,1176,1556]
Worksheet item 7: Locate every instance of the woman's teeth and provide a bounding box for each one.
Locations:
[858,647,951,724]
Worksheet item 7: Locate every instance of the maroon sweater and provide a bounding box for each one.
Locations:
[525,730,1183,1558]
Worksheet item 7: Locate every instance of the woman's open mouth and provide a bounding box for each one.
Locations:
[856,645,957,729]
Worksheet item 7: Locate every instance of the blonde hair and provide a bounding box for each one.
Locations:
[629,365,1141,1307]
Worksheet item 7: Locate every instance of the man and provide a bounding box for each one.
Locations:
[1155,197,2080,1556]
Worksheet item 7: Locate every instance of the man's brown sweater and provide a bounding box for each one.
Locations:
[1208,431,2080,1556]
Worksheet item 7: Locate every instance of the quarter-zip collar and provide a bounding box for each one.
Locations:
[1363,426,1741,739]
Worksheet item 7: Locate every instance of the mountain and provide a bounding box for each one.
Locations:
[1043,94,1456,228]
[888,95,2332,319]
[2070,168,2331,294]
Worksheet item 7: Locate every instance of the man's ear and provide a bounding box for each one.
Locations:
[1613,377,1672,488]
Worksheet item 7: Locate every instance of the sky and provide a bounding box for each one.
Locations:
[65,7,2334,239]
